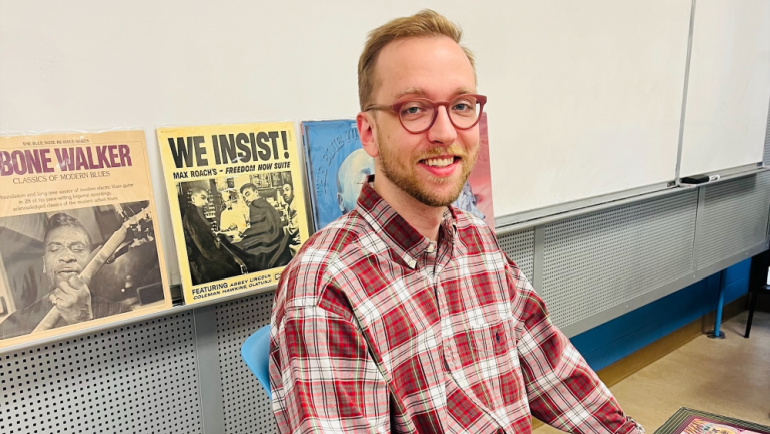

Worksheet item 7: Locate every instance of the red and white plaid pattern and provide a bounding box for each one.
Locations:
[270,177,642,434]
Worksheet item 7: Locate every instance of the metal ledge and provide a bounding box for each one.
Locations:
[496,185,682,235]
[496,166,766,235]
[676,164,766,188]
[0,283,277,355]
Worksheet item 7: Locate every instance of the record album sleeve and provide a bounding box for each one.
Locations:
[0,131,171,348]
[655,408,770,434]
[157,122,310,304]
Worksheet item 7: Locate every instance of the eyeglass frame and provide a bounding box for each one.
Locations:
[364,94,488,134]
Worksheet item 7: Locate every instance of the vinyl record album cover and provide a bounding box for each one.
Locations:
[655,408,770,434]
[157,122,310,304]
[0,131,171,348]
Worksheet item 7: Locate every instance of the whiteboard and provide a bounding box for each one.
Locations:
[0,0,761,285]
[679,0,770,178]
[487,1,692,218]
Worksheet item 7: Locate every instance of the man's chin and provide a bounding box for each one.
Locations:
[408,186,463,208]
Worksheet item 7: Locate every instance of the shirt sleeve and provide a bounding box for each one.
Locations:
[506,261,644,434]
[270,299,391,433]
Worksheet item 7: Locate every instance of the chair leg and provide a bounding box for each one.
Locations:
[745,289,758,338]
[745,249,770,339]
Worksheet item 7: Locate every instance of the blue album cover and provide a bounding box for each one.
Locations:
[302,120,374,231]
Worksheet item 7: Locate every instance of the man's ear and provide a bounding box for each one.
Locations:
[337,192,345,213]
[356,112,379,158]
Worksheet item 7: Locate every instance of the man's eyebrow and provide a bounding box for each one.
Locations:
[46,241,86,247]
[453,87,476,96]
[395,88,427,99]
[395,87,476,99]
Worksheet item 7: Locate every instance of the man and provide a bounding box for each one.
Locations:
[336,148,375,213]
[239,183,293,271]
[0,213,129,339]
[219,195,249,237]
[281,182,301,255]
[182,186,245,284]
[270,10,643,434]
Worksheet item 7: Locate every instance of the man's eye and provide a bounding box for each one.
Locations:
[452,99,475,112]
[47,245,62,253]
[71,245,86,253]
[400,101,429,117]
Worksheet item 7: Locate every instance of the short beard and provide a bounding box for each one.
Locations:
[376,130,477,207]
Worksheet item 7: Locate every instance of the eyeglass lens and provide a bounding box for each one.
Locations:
[399,96,482,132]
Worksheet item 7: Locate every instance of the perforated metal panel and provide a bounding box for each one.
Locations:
[696,174,770,269]
[0,312,202,434]
[497,228,535,281]
[540,191,698,329]
[215,291,276,434]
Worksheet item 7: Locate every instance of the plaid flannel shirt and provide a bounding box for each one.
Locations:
[270,178,642,434]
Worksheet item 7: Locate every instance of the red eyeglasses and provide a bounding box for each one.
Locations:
[365,94,487,134]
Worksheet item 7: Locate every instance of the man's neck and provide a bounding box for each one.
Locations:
[372,177,445,242]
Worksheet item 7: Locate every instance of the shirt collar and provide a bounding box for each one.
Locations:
[355,175,457,268]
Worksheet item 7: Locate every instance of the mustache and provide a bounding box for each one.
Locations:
[416,144,468,160]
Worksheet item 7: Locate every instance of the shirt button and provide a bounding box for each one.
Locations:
[408,259,416,268]
[427,242,436,253]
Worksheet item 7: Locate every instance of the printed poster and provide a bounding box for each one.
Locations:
[302,113,495,232]
[0,131,171,348]
[157,122,310,304]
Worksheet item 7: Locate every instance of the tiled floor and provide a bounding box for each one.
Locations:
[534,310,770,433]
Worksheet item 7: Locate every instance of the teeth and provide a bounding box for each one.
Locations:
[424,157,454,167]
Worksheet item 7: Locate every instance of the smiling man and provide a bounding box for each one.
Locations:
[269,10,643,434]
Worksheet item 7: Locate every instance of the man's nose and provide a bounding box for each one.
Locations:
[58,249,77,262]
[427,106,457,145]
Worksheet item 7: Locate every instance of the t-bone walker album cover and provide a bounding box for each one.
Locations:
[0,131,171,348]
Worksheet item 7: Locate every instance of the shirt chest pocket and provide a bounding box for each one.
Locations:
[454,320,515,366]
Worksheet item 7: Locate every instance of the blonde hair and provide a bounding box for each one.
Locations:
[357,9,476,110]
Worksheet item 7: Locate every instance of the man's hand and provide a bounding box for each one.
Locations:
[48,275,93,324]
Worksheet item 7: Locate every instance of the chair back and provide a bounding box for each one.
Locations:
[241,324,272,399]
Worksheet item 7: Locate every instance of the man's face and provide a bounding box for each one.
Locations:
[363,36,479,207]
[282,184,294,204]
[190,190,209,208]
[337,150,374,213]
[242,187,257,205]
[43,226,91,288]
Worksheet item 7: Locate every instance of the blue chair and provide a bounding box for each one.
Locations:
[241,324,272,399]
